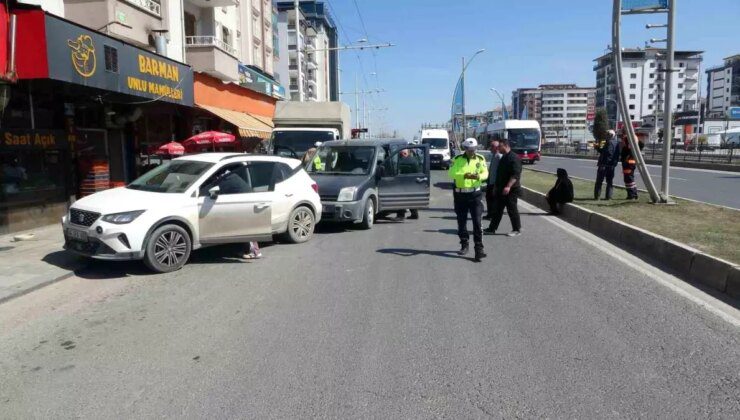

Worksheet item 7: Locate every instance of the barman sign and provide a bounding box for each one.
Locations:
[43,14,193,106]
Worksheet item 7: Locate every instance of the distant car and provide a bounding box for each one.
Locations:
[62,153,321,273]
[306,139,431,229]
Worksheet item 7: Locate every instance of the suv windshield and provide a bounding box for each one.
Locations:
[307,146,376,175]
[127,160,214,193]
[272,130,337,158]
[508,129,541,149]
[422,138,448,150]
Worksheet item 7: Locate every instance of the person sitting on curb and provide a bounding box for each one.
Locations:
[546,168,574,214]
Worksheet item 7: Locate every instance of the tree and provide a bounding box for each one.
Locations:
[593,108,610,142]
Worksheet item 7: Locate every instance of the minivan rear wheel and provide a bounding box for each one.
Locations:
[144,224,192,273]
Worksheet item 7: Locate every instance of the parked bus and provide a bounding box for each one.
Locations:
[475,120,542,164]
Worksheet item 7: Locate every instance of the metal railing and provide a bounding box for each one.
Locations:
[185,36,237,57]
[123,0,161,16]
[542,142,739,165]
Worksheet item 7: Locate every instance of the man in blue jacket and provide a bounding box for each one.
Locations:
[594,130,621,200]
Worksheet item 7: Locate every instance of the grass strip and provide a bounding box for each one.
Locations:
[523,168,740,265]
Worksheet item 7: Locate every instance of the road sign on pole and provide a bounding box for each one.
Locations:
[728,107,740,120]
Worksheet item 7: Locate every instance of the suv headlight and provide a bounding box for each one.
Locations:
[337,187,357,202]
[102,210,146,224]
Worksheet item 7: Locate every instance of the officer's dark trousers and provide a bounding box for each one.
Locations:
[594,165,616,199]
[454,191,484,251]
[489,190,521,233]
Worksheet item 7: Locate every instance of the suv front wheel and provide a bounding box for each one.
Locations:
[284,206,315,244]
[144,224,192,273]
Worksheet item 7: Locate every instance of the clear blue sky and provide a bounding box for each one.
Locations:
[326,0,739,139]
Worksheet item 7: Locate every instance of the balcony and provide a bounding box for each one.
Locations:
[187,0,238,8]
[185,36,239,81]
[123,0,161,16]
[64,0,163,48]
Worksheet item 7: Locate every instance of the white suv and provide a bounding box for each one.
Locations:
[62,153,321,273]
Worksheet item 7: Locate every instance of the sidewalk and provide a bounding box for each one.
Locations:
[0,224,87,304]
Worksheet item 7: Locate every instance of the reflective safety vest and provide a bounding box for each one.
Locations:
[448,153,488,189]
[313,155,324,171]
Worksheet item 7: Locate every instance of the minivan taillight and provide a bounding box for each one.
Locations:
[311,183,319,193]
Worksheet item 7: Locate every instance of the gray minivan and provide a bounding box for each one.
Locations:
[306,139,431,229]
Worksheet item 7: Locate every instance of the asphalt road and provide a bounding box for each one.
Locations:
[1,172,739,418]
[536,156,740,209]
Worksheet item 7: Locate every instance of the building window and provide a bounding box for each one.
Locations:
[630,73,637,79]
[630,83,637,89]
[629,94,636,99]
[631,63,637,68]
[104,45,118,73]
[630,115,635,120]
[649,94,654,99]
[648,105,653,110]
[679,62,684,68]
[677,104,682,109]
[678,83,683,88]
[677,94,683,99]
[222,27,231,47]
[650,74,655,78]
[649,84,654,88]
[678,73,684,78]
[629,104,635,110]
[650,62,656,68]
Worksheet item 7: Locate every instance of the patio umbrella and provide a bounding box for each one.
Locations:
[183,131,237,152]
[155,141,185,156]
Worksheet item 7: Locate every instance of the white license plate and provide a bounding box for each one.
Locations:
[66,228,88,242]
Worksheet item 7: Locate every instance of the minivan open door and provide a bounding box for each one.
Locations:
[377,145,430,211]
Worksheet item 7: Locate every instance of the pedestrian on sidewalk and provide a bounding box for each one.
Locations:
[485,139,522,237]
[621,135,644,200]
[484,139,502,220]
[594,129,621,200]
[546,168,574,214]
[448,138,488,262]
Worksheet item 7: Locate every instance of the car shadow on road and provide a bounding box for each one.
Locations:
[433,182,454,190]
[423,229,458,235]
[377,248,474,261]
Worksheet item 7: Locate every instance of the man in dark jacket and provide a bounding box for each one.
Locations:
[484,139,522,237]
[546,168,574,214]
[594,129,621,200]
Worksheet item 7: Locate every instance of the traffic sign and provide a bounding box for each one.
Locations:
[728,107,740,120]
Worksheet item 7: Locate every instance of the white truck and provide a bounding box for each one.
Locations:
[270,102,351,158]
[420,129,452,169]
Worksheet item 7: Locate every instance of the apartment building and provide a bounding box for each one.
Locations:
[538,84,595,143]
[705,54,740,119]
[593,48,703,127]
[511,88,542,121]
[275,1,338,102]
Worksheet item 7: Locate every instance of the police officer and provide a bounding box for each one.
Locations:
[448,138,488,262]
[594,129,621,200]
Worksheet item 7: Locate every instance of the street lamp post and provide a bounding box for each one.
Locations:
[490,88,506,121]
[460,49,485,142]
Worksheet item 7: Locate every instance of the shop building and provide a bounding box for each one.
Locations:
[0,6,194,234]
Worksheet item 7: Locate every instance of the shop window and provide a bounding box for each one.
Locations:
[104,45,118,73]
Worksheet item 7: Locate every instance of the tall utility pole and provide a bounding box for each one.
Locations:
[660,0,676,201]
[294,0,302,102]
[612,0,661,203]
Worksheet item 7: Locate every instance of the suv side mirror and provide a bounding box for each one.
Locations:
[208,186,220,200]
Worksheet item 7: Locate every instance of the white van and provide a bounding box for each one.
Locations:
[421,129,451,169]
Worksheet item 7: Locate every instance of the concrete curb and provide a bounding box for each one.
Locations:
[542,153,740,173]
[521,187,739,299]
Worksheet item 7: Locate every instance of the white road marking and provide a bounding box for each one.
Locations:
[519,200,740,328]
